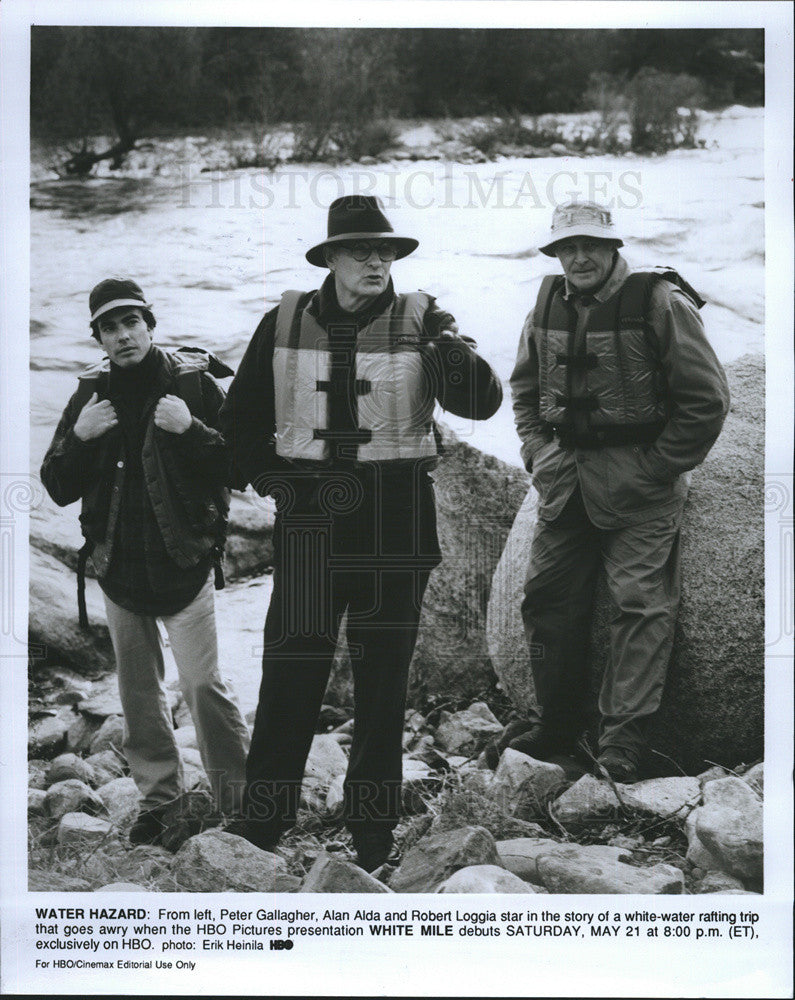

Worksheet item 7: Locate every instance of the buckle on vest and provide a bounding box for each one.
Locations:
[555,394,600,411]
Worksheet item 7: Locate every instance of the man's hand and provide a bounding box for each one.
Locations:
[154,394,192,434]
[73,392,119,441]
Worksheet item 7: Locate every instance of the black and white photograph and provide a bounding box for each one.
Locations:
[1,1,792,996]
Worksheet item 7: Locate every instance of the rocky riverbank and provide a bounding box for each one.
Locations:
[28,686,762,894]
[28,356,763,894]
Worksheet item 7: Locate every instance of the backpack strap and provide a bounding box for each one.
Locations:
[534,274,566,332]
[169,349,232,591]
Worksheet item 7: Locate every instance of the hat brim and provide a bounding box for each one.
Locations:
[90,298,153,323]
[540,226,623,256]
[306,233,419,268]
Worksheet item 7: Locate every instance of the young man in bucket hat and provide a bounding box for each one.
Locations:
[220,195,502,871]
[504,200,730,783]
[41,279,250,844]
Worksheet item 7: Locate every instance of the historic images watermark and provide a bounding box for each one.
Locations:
[175,163,645,214]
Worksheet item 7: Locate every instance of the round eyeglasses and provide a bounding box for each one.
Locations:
[342,241,399,262]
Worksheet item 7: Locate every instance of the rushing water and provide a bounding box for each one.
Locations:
[29,109,763,475]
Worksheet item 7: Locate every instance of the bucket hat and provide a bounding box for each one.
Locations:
[539,201,624,256]
[306,195,419,267]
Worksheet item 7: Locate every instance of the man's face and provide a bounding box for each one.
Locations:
[553,237,617,293]
[328,240,396,308]
[96,307,153,367]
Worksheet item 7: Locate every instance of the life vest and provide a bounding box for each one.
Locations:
[73,346,233,628]
[273,290,439,463]
[533,268,704,443]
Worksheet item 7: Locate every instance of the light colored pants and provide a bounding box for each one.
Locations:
[103,575,250,813]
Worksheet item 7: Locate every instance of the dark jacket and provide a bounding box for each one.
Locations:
[41,346,230,613]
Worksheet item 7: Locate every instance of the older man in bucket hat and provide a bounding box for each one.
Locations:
[220,195,502,870]
[503,200,730,783]
[41,279,250,845]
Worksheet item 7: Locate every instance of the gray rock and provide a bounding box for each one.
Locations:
[67,714,101,755]
[172,830,298,892]
[742,762,763,797]
[50,667,95,701]
[325,774,345,817]
[302,853,393,893]
[89,715,125,755]
[45,779,105,821]
[551,775,624,824]
[29,870,92,891]
[28,544,113,676]
[497,838,629,885]
[390,825,500,893]
[697,765,729,787]
[28,759,49,790]
[28,788,48,817]
[305,734,348,783]
[486,358,764,772]
[550,142,569,155]
[684,810,722,871]
[85,749,126,786]
[436,864,540,893]
[695,871,747,893]
[621,777,702,820]
[490,749,567,818]
[174,725,198,749]
[98,777,141,828]
[28,713,70,758]
[95,882,148,892]
[536,848,685,894]
[47,752,97,788]
[80,675,124,718]
[693,777,763,885]
[435,702,503,754]
[58,812,113,846]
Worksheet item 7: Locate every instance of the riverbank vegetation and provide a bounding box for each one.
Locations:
[31,27,762,174]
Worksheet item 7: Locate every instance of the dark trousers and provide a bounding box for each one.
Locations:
[521,486,682,754]
[244,501,431,850]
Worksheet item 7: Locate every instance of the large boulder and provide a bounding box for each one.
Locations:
[28,544,112,675]
[486,356,763,773]
[408,432,529,706]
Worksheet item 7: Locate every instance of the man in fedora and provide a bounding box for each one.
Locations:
[221,195,502,870]
[41,279,250,844]
[506,200,730,782]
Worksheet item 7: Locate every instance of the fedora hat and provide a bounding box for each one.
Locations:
[306,195,419,268]
[539,200,624,256]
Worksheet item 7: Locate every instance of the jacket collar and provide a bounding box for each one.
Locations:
[312,273,396,329]
[562,252,629,304]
